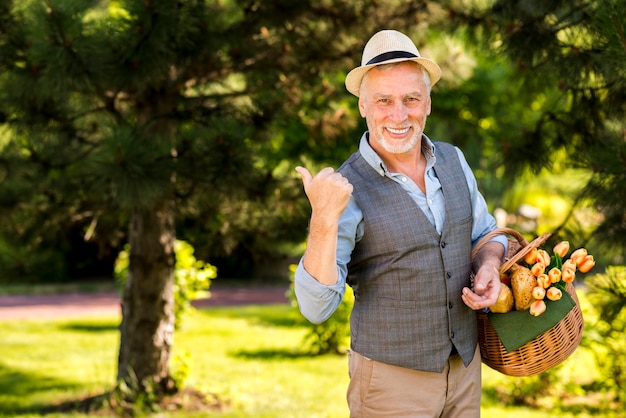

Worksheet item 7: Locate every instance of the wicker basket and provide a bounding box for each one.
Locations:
[472,227,584,376]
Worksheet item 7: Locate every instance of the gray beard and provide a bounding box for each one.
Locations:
[375,131,420,154]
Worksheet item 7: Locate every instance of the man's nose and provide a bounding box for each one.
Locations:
[390,102,408,122]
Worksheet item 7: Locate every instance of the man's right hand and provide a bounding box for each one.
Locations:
[295,166,353,220]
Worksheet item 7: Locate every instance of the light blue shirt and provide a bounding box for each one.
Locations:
[294,132,507,323]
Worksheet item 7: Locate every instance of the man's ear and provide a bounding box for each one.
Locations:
[358,97,367,118]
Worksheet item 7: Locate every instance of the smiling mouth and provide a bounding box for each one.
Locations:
[387,127,410,135]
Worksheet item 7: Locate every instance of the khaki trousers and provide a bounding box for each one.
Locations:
[347,346,482,418]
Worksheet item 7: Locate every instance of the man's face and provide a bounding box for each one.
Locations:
[359,62,432,155]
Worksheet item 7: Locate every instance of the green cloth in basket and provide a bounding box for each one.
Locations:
[488,290,576,352]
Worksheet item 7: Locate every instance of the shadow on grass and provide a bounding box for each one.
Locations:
[59,322,119,332]
[0,361,225,417]
[233,347,314,360]
[0,361,86,415]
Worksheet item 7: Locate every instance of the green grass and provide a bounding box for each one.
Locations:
[0,302,616,417]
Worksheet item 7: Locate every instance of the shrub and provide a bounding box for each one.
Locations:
[115,240,217,328]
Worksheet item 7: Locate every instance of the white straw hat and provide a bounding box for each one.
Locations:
[345,30,441,97]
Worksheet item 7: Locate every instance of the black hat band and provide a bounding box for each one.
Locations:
[366,50,419,66]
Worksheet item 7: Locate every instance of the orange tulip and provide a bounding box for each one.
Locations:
[562,259,577,272]
[562,267,576,283]
[524,247,538,264]
[530,299,547,316]
[531,262,546,277]
[532,286,546,300]
[546,287,563,301]
[537,273,551,289]
[548,267,562,284]
[553,241,570,258]
[578,255,595,273]
[570,248,588,265]
[537,249,551,266]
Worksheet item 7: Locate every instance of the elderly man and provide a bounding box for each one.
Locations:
[294,30,506,417]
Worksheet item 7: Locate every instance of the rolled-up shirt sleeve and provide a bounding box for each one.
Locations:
[294,260,345,324]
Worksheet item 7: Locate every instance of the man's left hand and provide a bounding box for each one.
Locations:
[461,265,501,310]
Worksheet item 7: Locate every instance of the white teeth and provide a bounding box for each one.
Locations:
[387,127,410,134]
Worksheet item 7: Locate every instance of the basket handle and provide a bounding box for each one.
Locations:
[472,227,551,275]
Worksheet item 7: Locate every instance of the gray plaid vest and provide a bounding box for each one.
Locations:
[338,140,476,372]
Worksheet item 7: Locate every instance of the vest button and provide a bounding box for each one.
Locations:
[449,302,453,309]
[446,272,452,279]
[441,241,446,248]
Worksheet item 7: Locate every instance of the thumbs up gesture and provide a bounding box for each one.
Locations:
[295,166,353,220]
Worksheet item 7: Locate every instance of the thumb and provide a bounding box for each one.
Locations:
[474,266,498,292]
[295,166,313,186]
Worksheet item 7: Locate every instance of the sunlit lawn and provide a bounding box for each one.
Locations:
[0,301,613,417]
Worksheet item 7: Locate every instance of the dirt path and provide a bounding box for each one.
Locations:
[0,284,290,321]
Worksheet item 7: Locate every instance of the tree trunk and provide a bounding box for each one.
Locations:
[117,201,176,393]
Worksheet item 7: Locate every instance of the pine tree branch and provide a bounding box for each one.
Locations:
[612,13,626,52]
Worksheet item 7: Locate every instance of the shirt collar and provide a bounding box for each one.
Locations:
[358,131,437,177]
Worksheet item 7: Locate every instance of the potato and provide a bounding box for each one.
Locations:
[511,265,537,311]
[490,284,514,313]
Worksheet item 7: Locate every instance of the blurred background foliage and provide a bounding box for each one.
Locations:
[0,0,624,413]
